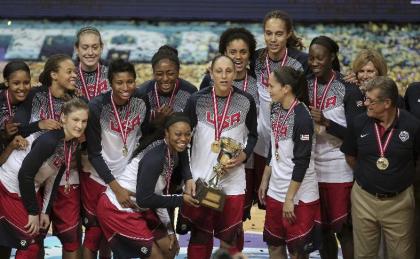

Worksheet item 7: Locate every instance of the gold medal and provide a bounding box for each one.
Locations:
[122,145,128,157]
[211,141,221,153]
[376,157,389,171]
[64,183,70,194]
[314,124,325,135]
[275,150,280,160]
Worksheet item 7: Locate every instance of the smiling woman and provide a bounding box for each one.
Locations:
[0,61,31,167]
[96,112,198,259]
[81,58,151,258]
[352,49,388,93]
[14,54,77,138]
[7,56,84,259]
[108,59,137,106]
[74,26,110,101]
[138,45,197,129]
[0,98,88,259]
[307,35,365,259]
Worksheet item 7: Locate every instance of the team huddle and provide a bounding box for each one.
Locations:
[1,9,419,259]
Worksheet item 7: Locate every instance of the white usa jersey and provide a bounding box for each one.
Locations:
[85,91,150,186]
[268,103,318,203]
[308,72,365,182]
[253,48,309,157]
[184,87,258,195]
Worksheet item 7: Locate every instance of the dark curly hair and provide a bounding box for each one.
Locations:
[218,27,257,63]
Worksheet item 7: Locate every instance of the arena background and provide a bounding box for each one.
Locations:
[1,1,419,258]
[0,1,419,92]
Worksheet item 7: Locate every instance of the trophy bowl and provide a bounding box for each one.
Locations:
[194,137,243,211]
[217,137,243,166]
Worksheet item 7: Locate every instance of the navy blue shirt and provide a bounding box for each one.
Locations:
[0,90,19,153]
[136,141,190,208]
[341,109,420,193]
[137,78,197,117]
[19,129,75,215]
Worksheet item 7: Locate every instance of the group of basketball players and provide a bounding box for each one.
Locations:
[0,8,419,259]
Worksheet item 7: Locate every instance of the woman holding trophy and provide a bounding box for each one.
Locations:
[258,66,320,258]
[181,55,258,258]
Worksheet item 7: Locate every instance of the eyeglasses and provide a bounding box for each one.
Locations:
[363,97,384,105]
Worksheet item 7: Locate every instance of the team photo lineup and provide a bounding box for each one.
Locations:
[0,8,420,259]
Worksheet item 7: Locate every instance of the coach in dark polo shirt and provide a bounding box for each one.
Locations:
[341,76,420,259]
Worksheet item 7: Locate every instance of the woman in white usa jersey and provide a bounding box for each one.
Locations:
[259,66,321,259]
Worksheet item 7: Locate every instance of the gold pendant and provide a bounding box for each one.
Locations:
[211,140,221,153]
[376,157,389,171]
[275,151,280,160]
[122,145,128,157]
[64,183,70,194]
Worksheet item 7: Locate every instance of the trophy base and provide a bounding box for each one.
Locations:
[195,178,226,212]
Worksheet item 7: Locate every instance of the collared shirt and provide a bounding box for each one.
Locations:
[341,109,420,194]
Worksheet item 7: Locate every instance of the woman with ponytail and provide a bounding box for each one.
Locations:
[253,10,310,210]
[258,66,321,258]
[14,54,77,138]
[307,35,365,259]
[12,54,84,258]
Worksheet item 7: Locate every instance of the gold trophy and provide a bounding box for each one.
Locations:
[314,123,325,135]
[195,137,243,211]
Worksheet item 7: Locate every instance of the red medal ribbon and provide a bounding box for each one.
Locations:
[110,93,131,150]
[374,109,399,158]
[242,73,248,92]
[264,48,288,87]
[273,98,299,151]
[313,71,335,110]
[79,64,101,101]
[48,89,56,120]
[153,79,179,109]
[5,90,12,118]
[164,146,173,195]
[211,87,232,142]
[63,140,75,188]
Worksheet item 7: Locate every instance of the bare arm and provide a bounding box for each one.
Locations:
[345,154,357,170]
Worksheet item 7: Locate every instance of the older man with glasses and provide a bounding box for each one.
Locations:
[341,76,420,259]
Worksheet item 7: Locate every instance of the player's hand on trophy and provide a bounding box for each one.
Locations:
[223,151,247,169]
[184,179,196,197]
[183,193,200,207]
